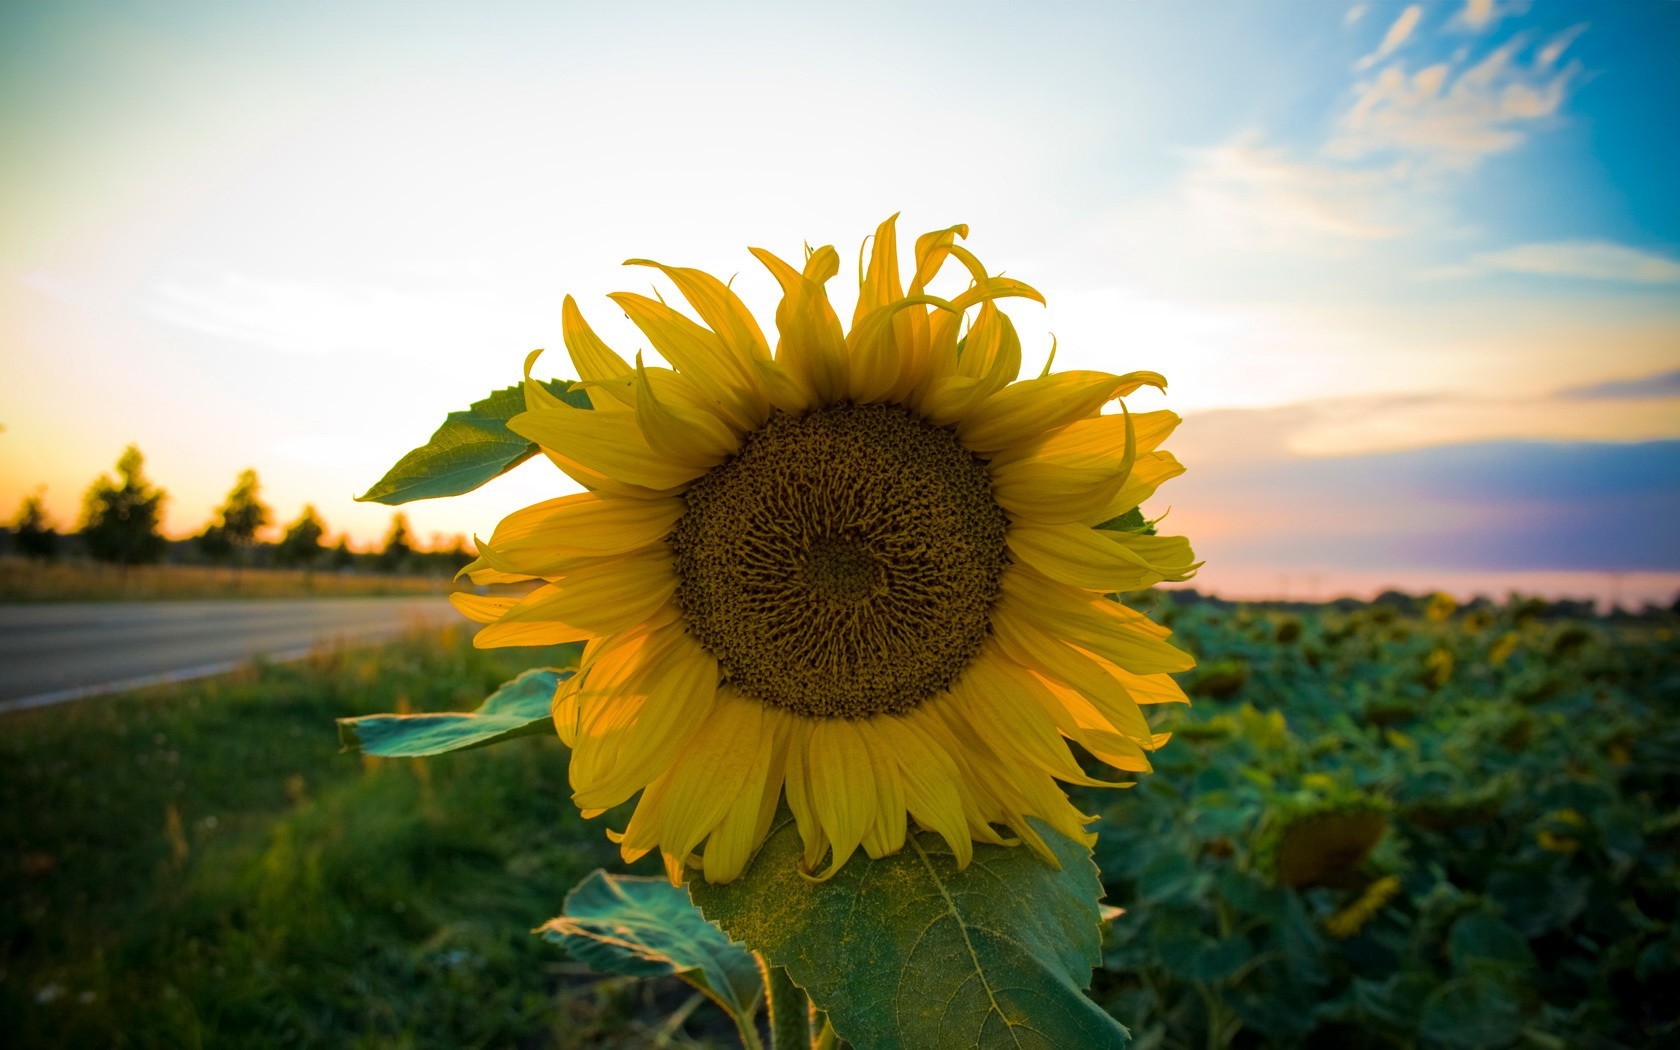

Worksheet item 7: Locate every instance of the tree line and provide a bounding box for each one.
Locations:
[6,445,471,575]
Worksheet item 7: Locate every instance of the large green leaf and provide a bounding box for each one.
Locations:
[690,814,1129,1049]
[358,380,591,505]
[538,870,763,1036]
[336,664,573,757]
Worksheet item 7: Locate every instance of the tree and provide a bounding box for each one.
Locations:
[12,490,59,559]
[200,468,270,566]
[328,534,356,572]
[276,505,327,569]
[80,445,168,565]
[378,513,413,573]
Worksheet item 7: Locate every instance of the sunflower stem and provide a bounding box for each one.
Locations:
[759,954,810,1050]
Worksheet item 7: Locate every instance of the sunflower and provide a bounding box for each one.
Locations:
[453,217,1198,883]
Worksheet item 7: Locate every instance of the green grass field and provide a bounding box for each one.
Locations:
[0,626,730,1049]
[4,597,1677,1048]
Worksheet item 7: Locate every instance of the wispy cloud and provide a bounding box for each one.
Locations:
[1174,136,1406,244]
[1344,4,1368,30]
[1354,5,1423,71]
[1449,0,1515,34]
[1433,241,1680,284]
[134,270,525,357]
[1559,370,1680,400]
[1331,32,1580,169]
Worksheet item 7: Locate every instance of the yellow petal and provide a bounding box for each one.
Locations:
[702,699,789,882]
[508,402,701,493]
[873,715,972,868]
[806,719,875,879]
[479,492,684,577]
[858,721,907,860]
[993,578,1194,676]
[750,246,848,404]
[958,370,1165,453]
[475,550,677,646]
[609,291,765,429]
[990,409,1179,468]
[781,718,830,871]
[632,354,740,466]
[658,693,767,877]
[571,632,720,810]
[561,296,635,410]
[845,295,954,405]
[948,650,1116,786]
[851,214,905,327]
[1090,451,1186,525]
[450,591,519,624]
[987,604,1162,735]
[624,258,771,365]
[1007,522,1197,592]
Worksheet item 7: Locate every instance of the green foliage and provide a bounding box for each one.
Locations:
[1089,596,1680,1048]
[2,628,738,1049]
[539,871,763,1042]
[79,444,168,565]
[690,813,1129,1049]
[339,663,579,757]
[1095,506,1156,535]
[359,381,592,506]
[218,468,271,546]
[378,512,413,572]
[275,504,327,568]
[11,489,59,559]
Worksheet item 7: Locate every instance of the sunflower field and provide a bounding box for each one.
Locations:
[4,595,1676,1047]
[1084,590,1680,1049]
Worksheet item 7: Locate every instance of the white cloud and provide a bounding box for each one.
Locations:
[1537,23,1588,69]
[134,270,533,357]
[1330,34,1578,168]
[1345,3,1368,29]
[1450,0,1510,33]
[1175,137,1407,243]
[1462,241,1680,284]
[1354,5,1423,71]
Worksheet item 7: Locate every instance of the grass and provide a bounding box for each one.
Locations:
[0,556,464,602]
[0,626,734,1049]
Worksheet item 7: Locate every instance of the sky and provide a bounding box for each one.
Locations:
[2,0,1677,599]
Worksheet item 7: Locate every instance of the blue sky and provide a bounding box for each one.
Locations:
[1,0,1676,595]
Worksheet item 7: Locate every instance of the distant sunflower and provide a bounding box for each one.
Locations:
[454,217,1198,883]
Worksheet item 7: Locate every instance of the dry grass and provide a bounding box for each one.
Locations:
[0,556,466,602]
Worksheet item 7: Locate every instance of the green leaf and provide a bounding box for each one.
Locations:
[1095,507,1156,535]
[336,663,575,757]
[358,380,592,505]
[538,870,763,1035]
[690,813,1129,1050]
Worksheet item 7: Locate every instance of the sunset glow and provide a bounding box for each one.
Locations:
[2,1,1675,598]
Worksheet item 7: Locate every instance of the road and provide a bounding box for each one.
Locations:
[0,597,458,712]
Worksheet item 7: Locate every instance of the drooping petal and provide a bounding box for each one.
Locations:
[561,296,635,410]
[872,714,973,868]
[508,402,703,493]
[750,246,848,405]
[474,551,677,646]
[994,573,1195,675]
[610,291,767,428]
[631,354,741,466]
[958,370,1165,453]
[477,493,685,577]
[657,692,768,882]
[624,258,771,365]
[806,719,876,879]
[1007,522,1197,592]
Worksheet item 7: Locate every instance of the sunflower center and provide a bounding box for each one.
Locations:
[668,402,1009,719]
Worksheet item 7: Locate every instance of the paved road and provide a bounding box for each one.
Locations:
[0,597,458,711]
